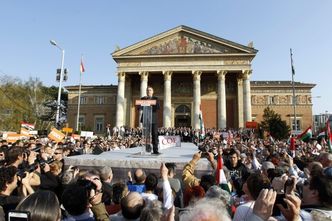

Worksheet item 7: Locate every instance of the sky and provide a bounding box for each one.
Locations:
[0,1,331,115]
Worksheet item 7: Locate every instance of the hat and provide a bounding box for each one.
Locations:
[262,161,275,171]
[240,153,247,159]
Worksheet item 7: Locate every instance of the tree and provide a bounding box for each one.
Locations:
[260,107,290,140]
[0,75,63,131]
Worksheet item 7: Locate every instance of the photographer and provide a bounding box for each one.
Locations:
[62,176,108,221]
[0,166,34,220]
[182,151,216,189]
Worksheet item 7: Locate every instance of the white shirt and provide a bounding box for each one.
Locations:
[233,201,255,221]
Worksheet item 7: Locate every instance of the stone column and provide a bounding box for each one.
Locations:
[243,69,252,123]
[163,71,172,128]
[139,71,149,97]
[192,70,202,129]
[217,70,227,129]
[125,76,132,127]
[116,72,126,127]
[139,71,149,127]
[237,76,244,128]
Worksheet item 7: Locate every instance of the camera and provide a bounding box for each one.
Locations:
[38,157,56,169]
[76,179,97,192]
[17,163,39,179]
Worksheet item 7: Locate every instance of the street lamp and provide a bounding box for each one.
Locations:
[50,40,65,128]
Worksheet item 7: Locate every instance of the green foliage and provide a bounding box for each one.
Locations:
[0,75,58,131]
[260,107,290,140]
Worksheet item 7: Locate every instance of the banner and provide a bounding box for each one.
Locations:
[20,128,30,136]
[71,134,81,140]
[6,134,28,143]
[80,131,94,138]
[62,127,73,133]
[48,128,65,143]
[158,136,181,150]
[246,121,258,129]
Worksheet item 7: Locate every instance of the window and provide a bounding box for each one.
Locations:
[291,117,301,132]
[77,115,85,130]
[95,96,105,105]
[95,116,104,133]
[80,96,87,104]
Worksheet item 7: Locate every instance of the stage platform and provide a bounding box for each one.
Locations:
[64,142,215,182]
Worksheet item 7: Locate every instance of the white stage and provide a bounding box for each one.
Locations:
[64,142,214,182]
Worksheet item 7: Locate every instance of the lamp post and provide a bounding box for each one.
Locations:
[50,40,65,128]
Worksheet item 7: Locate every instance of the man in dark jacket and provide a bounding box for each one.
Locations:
[141,86,160,154]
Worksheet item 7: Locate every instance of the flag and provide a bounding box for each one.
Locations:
[296,126,312,142]
[199,106,205,139]
[290,48,295,76]
[317,131,326,140]
[80,57,85,73]
[20,122,35,131]
[216,152,230,193]
[326,121,332,153]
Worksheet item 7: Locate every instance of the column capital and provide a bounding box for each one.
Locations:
[192,70,202,81]
[163,71,173,81]
[217,70,227,80]
[117,72,126,81]
[237,77,243,85]
[139,71,149,81]
[242,69,252,79]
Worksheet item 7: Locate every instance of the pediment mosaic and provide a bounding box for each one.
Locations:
[125,33,243,56]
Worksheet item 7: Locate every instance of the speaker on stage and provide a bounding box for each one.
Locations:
[92,146,104,155]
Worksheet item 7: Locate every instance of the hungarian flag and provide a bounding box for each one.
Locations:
[317,131,326,140]
[326,121,332,153]
[80,57,85,73]
[20,122,35,131]
[296,126,312,142]
[216,152,230,193]
[199,106,205,139]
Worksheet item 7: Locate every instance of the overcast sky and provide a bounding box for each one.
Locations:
[0,1,331,114]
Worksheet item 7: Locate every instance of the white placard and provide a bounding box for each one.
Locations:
[80,131,94,138]
[158,136,181,150]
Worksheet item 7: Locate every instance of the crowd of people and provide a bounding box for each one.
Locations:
[0,126,331,221]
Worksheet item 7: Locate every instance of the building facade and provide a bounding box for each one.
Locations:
[66,85,117,133]
[66,26,315,134]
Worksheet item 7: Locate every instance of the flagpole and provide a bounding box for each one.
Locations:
[290,48,297,134]
[76,56,83,131]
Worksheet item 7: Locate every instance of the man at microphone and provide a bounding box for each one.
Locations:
[141,86,160,154]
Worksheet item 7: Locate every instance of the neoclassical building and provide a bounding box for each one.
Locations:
[66,26,315,133]
[113,25,257,129]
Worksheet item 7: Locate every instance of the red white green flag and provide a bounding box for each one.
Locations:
[326,121,332,153]
[216,152,230,193]
[80,57,85,73]
[199,105,205,139]
[296,126,312,142]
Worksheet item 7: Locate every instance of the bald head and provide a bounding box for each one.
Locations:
[134,168,146,184]
[121,192,144,219]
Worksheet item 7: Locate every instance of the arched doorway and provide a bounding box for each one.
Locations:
[175,104,191,127]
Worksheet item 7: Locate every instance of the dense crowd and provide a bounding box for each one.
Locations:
[0,127,331,221]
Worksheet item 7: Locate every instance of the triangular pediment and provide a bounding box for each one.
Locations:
[113,25,257,57]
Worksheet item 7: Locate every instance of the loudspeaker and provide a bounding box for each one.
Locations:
[92,146,104,155]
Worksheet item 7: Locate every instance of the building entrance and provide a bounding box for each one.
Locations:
[175,104,191,127]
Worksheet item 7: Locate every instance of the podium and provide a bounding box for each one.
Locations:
[136,99,157,155]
